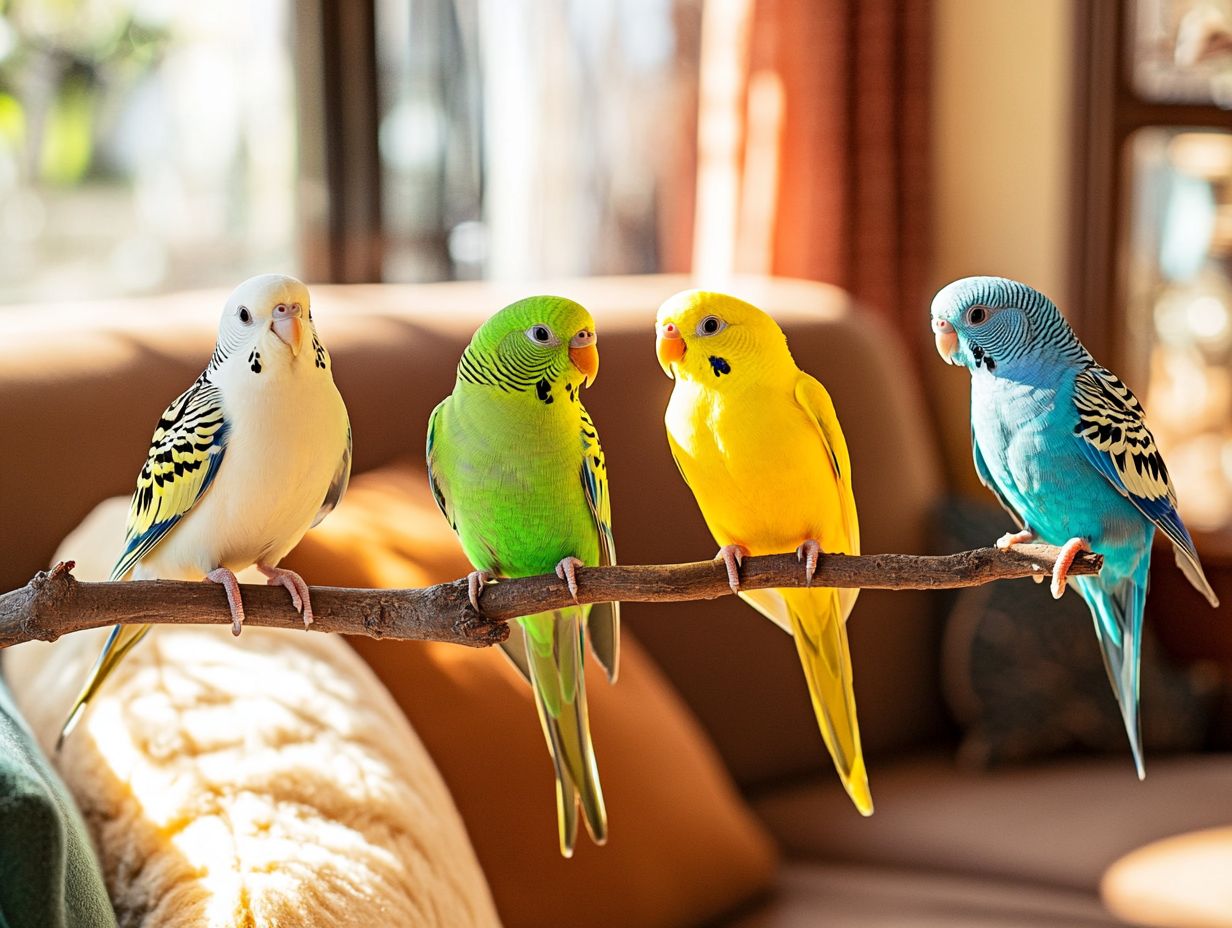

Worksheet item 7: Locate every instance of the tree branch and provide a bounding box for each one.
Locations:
[0,544,1101,650]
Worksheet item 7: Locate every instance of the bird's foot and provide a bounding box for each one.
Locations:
[466,570,494,611]
[715,544,750,594]
[554,556,586,603]
[996,528,1037,550]
[796,539,822,586]
[205,568,246,635]
[1050,538,1090,600]
[259,565,314,628]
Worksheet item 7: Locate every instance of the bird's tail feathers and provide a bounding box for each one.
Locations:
[783,588,873,816]
[57,623,151,750]
[520,609,607,857]
[1173,544,1220,609]
[1075,575,1147,779]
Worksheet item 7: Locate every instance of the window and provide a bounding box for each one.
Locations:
[0,0,297,303]
[1073,0,1232,533]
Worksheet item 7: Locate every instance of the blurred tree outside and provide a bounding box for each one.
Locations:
[0,0,297,304]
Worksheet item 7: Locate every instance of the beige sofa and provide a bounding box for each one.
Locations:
[2,275,1230,926]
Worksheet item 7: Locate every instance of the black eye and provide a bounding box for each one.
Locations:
[524,324,559,346]
[238,306,251,324]
[696,315,727,336]
[967,305,988,325]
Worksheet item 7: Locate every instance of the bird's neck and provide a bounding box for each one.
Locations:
[451,374,588,434]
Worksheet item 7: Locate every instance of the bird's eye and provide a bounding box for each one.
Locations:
[524,324,559,347]
[238,306,251,324]
[967,305,989,326]
[696,315,726,336]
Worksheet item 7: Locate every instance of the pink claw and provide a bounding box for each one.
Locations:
[206,567,246,635]
[716,544,750,594]
[797,539,821,586]
[259,565,314,628]
[1050,537,1091,600]
[467,570,494,611]
[555,556,585,603]
[996,528,1037,550]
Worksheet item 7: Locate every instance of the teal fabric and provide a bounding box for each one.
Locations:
[0,674,115,928]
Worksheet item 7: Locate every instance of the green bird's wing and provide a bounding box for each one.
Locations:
[579,407,620,683]
[426,399,453,528]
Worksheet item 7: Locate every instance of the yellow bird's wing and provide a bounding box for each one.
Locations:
[742,371,869,815]
[792,370,859,618]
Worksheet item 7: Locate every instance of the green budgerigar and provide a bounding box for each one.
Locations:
[427,296,619,857]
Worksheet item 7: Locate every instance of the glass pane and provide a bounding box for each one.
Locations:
[375,0,701,282]
[1125,128,1232,531]
[0,0,297,304]
[1130,0,1232,107]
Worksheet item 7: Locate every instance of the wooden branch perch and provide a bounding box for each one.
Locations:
[0,544,1101,651]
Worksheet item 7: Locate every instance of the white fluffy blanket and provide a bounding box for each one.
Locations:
[5,499,501,928]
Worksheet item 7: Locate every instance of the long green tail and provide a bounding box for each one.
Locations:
[520,608,606,857]
[57,623,150,750]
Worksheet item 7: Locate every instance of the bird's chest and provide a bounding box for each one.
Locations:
[972,375,1109,539]
[665,382,834,550]
[446,403,596,576]
[147,373,347,576]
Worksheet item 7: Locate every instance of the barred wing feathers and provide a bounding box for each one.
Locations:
[580,407,620,683]
[1072,365,1218,607]
[111,378,231,581]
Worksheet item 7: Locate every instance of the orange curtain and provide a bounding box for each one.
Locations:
[694,0,932,343]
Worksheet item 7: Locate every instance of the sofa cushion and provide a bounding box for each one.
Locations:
[281,458,779,928]
[752,752,1232,894]
[6,503,501,928]
[722,862,1121,927]
[0,675,115,928]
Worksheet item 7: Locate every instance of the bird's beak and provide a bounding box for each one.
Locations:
[569,330,599,387]
[932,318,957,365]
[272,302,304,356]
[656,321,685,379]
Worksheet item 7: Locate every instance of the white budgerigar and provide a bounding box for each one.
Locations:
[59,274,352,745]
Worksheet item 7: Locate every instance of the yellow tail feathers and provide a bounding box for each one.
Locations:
[785,588,873,816]
[520,609,607,857]
[57,623,151,750]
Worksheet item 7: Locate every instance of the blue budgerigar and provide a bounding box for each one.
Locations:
[931,276,1220,777]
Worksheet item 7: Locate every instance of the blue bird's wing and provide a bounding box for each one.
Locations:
[111,377,231,581]
[1072,365,1218,607]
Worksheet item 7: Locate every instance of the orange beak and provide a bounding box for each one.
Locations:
[272,301,304,356]
[932,318,958,364]
[569,344,599,387]
[656,322,685,378]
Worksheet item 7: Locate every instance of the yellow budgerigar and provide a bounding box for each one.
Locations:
[655,290,872,815]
